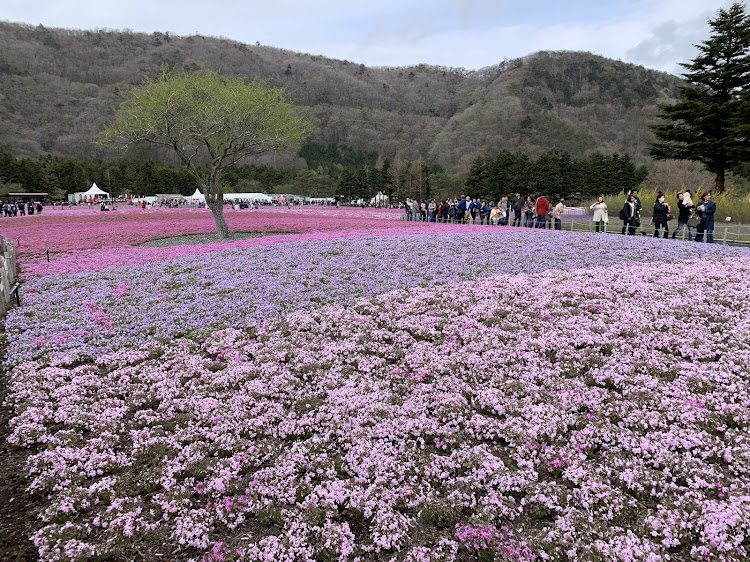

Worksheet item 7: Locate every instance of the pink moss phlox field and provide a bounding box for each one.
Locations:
[1,206,396,257]
[0,206,522,277]
[7,256,750,561]
[9,232,748,367]
[22,223,512,278]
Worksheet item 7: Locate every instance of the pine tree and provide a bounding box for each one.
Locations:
[464,155,488,197]
[649,3,750,193]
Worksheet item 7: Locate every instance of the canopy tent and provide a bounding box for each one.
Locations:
[69,182,110,203]
[84,182,109,198]
[224,192,273,203]
[189,188,205,203]
[370,191,389,208]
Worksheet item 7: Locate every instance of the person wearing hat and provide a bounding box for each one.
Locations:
[552,198,565,230]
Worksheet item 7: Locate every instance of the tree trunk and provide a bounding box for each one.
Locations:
[714,170,725,194]
[206,195,229,239]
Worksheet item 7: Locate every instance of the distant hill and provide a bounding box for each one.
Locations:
[0,21,683,174]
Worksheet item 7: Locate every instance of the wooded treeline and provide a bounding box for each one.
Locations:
[0,143,649,204]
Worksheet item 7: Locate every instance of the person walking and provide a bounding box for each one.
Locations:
[535,194,549,228]
[694,192,716,243]
[590,194,608,232]
[672,191,694,240]
[552,199,565,230]
[652,191,670,238]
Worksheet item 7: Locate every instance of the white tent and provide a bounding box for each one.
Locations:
[370,191,389,208]
[83,182,109,199]
[69,182,110,203]
[224,192,272,203]
[189,188,205,203]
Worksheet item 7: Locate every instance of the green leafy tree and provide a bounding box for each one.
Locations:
[99,68,312,237]
[649,3,750,193]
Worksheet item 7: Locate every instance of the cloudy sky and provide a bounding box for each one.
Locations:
[1,0,735,75]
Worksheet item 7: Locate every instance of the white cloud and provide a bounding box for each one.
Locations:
[0,0,738,74]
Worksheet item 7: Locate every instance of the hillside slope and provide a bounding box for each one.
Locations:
[0,22,682,173]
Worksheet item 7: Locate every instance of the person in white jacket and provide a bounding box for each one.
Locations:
[590,194,609,232]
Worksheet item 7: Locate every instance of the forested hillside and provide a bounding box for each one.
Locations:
[0,21,681,175]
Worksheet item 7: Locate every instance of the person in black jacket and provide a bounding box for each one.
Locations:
[512,193,523,227]
[621,194,637,235]
[652,191,670,238]
[672,191,694,240]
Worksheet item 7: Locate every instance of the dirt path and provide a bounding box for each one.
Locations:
[0,362,39,561]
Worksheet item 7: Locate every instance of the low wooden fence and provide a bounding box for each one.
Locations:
[401,213,750,246]
[0,236,19,316]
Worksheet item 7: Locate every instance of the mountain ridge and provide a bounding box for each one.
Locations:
[0,21,683,174]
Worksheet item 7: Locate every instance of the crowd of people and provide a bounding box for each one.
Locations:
[1,201,44,217]
[611,188,717,242]
[403,189,719,243]
[404,194,567,229]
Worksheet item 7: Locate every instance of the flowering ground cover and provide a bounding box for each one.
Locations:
[5,255,750,561]
[7,231,749,367]
[18,222,509,278]
[0,205,402,258]
[4,208,750,561]
[1,206,508,278]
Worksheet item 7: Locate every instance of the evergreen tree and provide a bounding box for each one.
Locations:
[649,3,750,193]
[464,155,488,197]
